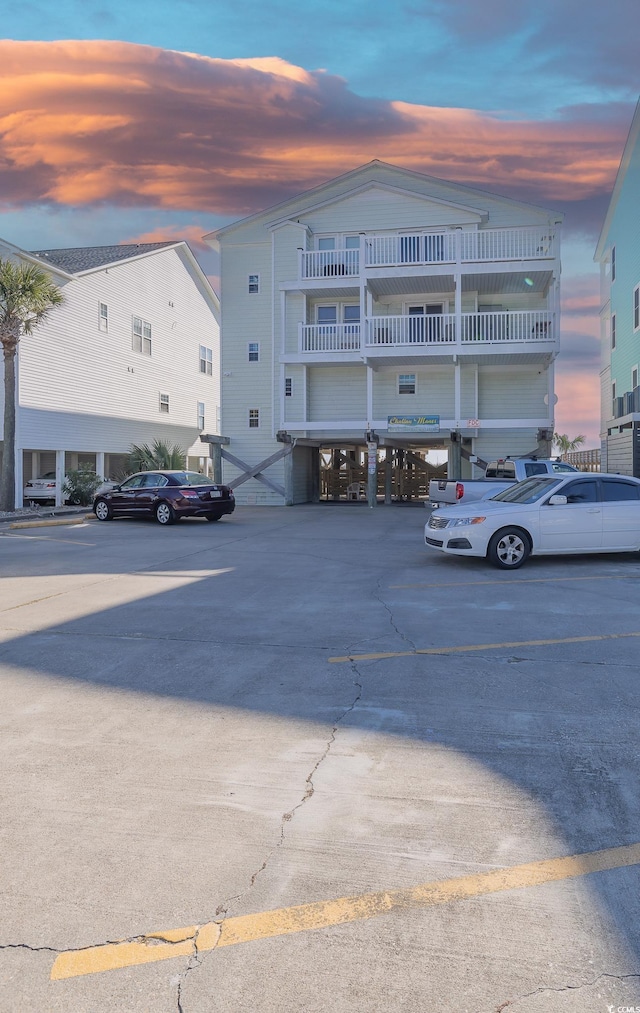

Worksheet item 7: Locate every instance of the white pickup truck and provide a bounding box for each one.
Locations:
[428,458,579,507]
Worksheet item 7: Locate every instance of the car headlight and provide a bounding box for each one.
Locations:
[449,516,486,526]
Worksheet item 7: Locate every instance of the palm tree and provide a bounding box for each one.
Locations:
[129,439,186,473]
[553,432,586,460]
[0,258,64,511]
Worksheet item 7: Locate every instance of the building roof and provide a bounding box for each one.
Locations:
[205,159,562,244]
[28,242,180,274]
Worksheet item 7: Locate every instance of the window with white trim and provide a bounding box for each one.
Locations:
[634,285,640,331]
[197,402,205,430]
[159,393,169,413]
[248,342,260,362]
[132,316,151,355]
[248,408,260,428]
[611,313,616,349]
[98,302,108,332]
[285,378,292,397]
[199,345,213,374]
[611,246,616,282]
[633,367,638,391]
[612,380,617,412]
[398,373,416,395]
[248,274,260,294]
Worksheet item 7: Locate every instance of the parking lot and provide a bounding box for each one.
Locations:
[2,504,640,1012]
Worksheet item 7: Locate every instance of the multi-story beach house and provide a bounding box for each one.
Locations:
[208,161,562,505]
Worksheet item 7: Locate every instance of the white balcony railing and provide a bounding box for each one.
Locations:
[299,249,360,279]
[298,311,555,353]
[298,228,557,279]
[366,314,456,345]
[300,323,361,352]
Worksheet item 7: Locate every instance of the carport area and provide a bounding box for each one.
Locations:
[2,505,640,1011]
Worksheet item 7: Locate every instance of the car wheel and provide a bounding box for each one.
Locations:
[206,514,221,522]
[487,527,530,569]
[94,499,113,522]
[155,501,175,525]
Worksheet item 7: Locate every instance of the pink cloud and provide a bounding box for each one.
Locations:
[0,40,628,217]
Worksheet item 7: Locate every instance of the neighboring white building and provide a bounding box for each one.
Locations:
[207,160,562,505]
[0,238,220,506]
[595,98,640,476]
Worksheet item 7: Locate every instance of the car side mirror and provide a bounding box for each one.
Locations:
[548,494,568,505]
[113,485,121,492]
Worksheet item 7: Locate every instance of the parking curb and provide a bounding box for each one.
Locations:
[9,516,87,530]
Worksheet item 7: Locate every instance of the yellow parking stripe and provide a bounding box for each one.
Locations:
[50,841,640,980]
[329,630,640,663]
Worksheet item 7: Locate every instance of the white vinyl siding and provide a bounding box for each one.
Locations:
[16,246,220,460]
[308,367,366,422]
[478,369,547,419]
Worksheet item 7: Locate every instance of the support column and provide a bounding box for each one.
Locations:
[311,447,320,503]
[284,447,294,506]
[448,431,462,480]
[14,447,23,509]
[367,439,377,509]
[384,447,392,505]
[332,449,341,500]
[96,452,105,482]
[55,449,65,507]
[211,443,222,483]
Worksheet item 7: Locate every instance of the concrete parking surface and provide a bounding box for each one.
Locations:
[1,504,640,1012]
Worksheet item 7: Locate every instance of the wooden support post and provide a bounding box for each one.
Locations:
[449,431,462,479]
[332,449,341,500]
[311,447,320,503]
[384,447,392,505]
[211,443,222,484]
[284,447,294,506]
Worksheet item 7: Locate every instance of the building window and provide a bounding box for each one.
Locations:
[634,286,640,331]
[285,377,292,397]
[611,313,616,349]
[199,345,213,374]
[317,305,337,324]
[248,408,260,428]
[99,302,108,332]
[197,402,205,430]
[398,373,416,395]
[132,316,151,355]
[633,367,639,391]
[159,393,169,413]
[248,342,260,362]
[612,380,617,415]
[611,246,616,282]
[248,274,260,294]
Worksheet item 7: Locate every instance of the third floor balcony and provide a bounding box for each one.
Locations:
[298,227,557,282]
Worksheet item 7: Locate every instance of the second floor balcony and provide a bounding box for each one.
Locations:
[299,311,556,354]
[298,227,557,282]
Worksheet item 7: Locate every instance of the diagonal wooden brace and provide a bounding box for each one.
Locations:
[222,445,292,497]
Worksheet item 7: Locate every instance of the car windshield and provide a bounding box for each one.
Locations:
[171,472,212,486]
[489,476,563,504]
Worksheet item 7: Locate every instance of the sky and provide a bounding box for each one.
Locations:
[1,0,638,446]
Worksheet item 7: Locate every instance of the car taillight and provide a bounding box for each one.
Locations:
[456,482,464,500]
[46,482,55,488]
[180,488,199,498]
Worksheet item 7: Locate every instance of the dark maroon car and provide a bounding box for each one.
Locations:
[93,471,235,525]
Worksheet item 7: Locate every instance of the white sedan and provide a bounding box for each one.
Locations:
[425,473,640,569]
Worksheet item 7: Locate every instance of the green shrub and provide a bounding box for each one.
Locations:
[63,465,105,506]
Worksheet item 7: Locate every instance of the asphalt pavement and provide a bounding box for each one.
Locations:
[1,504,640,1012]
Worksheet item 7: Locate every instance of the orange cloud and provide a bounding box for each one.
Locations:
[554,369,601,445]
[0,40,628,217]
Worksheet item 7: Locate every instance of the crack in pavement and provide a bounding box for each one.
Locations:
[373,577,417,654]
[492,970,640,1011]
[176,665,365,999]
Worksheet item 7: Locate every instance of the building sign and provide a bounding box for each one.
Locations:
[387,414,440,433]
